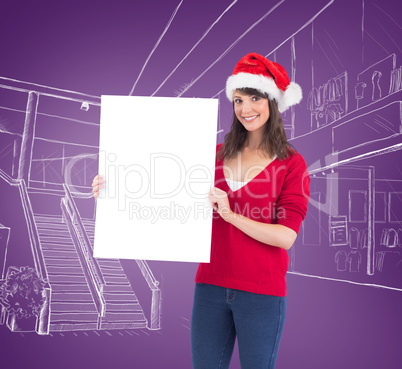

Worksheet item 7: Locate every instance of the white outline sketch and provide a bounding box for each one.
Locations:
[0,77,161,334]
[1,0,402,339]
[287,1,402,291]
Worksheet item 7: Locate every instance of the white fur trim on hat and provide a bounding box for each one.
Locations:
[226,73,302,113]
[278,82,303,113]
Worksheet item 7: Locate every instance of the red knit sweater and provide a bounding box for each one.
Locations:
[195,144,310,296]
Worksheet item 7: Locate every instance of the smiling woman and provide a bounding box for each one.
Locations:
[191,52,310,369]
[234,90,270,132]
[222,87,292,163]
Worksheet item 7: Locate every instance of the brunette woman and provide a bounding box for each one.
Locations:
[191,52,310,369]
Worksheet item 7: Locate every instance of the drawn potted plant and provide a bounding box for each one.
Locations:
[0,266,45,332]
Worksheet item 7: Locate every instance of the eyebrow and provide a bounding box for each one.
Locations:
[233,95,258,99]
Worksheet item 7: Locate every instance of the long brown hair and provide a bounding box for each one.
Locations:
[218,88,295,161]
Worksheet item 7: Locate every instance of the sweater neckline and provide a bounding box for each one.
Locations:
[221,156,279,193]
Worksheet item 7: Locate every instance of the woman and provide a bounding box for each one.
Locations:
[92,52,310,369]
[191,52,310,369]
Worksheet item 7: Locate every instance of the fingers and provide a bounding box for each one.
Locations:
[92,184,104,195]
[92,174,105,199]
[209,186,226,205]
[92,175,105,188]
[209,198,218,211]
[210,186,227,198]
[209,187,231,220]
[209,187,220,210]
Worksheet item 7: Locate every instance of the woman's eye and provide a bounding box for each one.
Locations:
[252,96,260,101]
[234,99,242,104]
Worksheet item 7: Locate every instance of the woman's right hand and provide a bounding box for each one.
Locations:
[92,175,105,199]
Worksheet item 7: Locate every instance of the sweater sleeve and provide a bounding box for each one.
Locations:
[275,154,310,234]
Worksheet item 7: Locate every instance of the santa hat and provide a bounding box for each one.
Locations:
[226,52,302,113]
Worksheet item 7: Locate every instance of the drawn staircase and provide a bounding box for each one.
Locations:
[82,217,148,330]
[34,213,99,331]
[34,213,148,331]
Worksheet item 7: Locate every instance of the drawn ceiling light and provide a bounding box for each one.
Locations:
[80,102,89,111]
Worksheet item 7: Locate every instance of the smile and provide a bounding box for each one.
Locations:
[243,115,259,121]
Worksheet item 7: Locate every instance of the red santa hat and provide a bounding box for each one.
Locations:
[226,52,302,113]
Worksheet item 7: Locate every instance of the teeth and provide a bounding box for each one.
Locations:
[243,115,258,121]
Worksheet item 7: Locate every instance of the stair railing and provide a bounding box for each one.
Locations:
[61,184,106,318]
[61,181,161,330]
[135,260,161,330]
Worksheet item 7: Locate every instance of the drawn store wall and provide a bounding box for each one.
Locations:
[0,1,401,368]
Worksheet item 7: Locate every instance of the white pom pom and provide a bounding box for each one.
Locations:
[279,82,302,112]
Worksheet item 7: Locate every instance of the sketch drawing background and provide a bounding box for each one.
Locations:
[0,0,401,368]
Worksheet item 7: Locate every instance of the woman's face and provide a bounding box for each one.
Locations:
[233,90,269,132]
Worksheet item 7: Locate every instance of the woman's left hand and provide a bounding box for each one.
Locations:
[209,187,233,221]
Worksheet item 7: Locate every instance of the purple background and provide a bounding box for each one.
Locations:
[1,0,402,368]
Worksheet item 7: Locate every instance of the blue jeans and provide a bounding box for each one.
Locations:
[191,283,287,369]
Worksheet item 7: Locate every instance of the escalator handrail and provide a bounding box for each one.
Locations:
[62,183,105,287]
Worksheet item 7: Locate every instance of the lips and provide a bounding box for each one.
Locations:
[243,115,259,121]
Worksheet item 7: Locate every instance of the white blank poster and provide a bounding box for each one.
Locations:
[94,96,218,263]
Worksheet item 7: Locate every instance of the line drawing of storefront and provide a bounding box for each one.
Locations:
[288,53,402,291]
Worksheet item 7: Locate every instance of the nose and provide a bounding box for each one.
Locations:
[241,100,253,114]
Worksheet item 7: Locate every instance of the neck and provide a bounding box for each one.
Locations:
[244,130,263,151]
